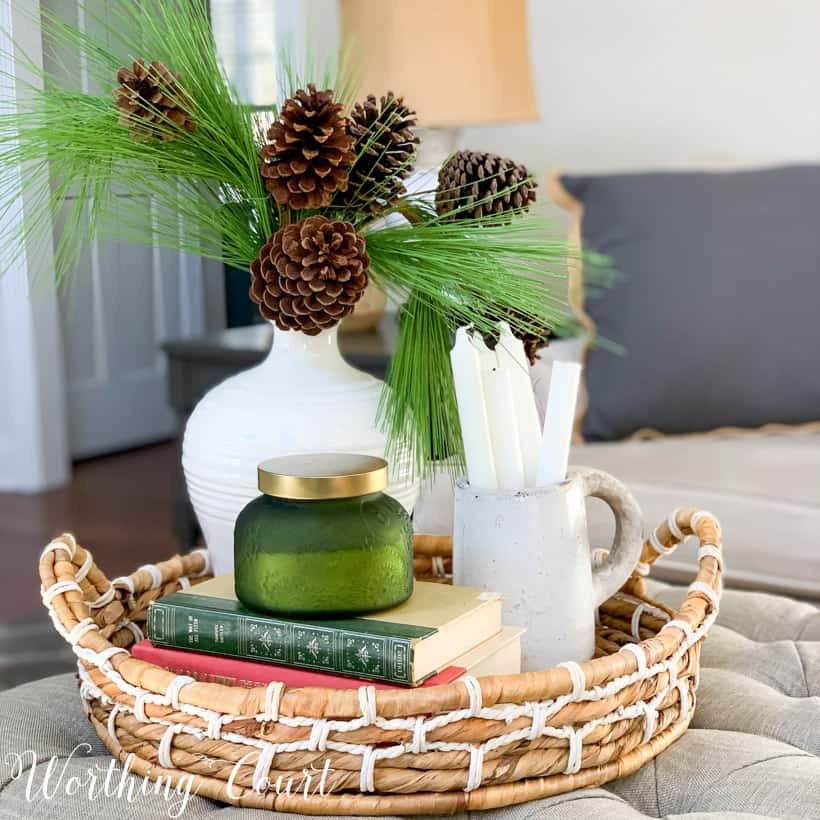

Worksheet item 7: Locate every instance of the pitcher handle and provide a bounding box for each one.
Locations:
[573,467,644,607]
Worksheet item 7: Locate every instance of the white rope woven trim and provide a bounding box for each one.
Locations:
[253,744,277,793]
[75,617,714,788]
[563,728,583,774]
[88,584,115,609]
[107,704,121,749]
[466,745,485,791]
[189,548,212,578]
[134,690,151,722]
[528,701,547,741]
[47,609,69,641]
[557,661,585,698]
[621,644,648,674]
[75,604,715,748]
[50,516,721,786]
[666,660,678,690]
[112,575,135,595]
[431,555,447,577]
[96,646,127,672]
[261,681,283,722]
[690,510,718,534]
[411,715,428,753]
[635,561,651,577]
[41,580,83,606]
[462,675,482,716]
[68,618,98,645]
[663,619,695,642]
[41,534,77,561]
[138,564,164,589]
[207,713,233,740]
[631,604,647,641]
[667,509,685,541]
[688,581,720,610]
[165,675,195,710]
[614,593,671,624]
[697,544,723,571]
[359,746,377,792]
[640,700,657,745]
[157,724,182,769]
[649,529,676,556]
[75,551,93,583]
[158,723,182,769]
[359,685,377,725]
[308,719,331,751]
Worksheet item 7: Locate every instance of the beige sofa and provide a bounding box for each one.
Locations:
[416,340,820,600]
[574,429,820,598]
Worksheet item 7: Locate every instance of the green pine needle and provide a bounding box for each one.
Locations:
[0,0,273,283]
[0,0,613,478]
[366,205,596,475]
[378,293,464,479]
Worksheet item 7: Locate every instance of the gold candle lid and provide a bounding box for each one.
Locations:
[257,453,388,500]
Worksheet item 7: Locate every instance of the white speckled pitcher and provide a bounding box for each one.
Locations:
[453,467,644,671]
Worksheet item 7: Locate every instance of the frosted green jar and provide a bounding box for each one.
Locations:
[234,453,413,616]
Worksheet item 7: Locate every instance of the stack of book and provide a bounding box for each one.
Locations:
[139,575,523,689]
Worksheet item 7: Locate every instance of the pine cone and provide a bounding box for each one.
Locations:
[484,310,552,365]
[515,325,552,365]
[249,216,369,335]
[260,85,354,210]
[342,92,419,213]
[113,60,195,141]
[436,150,537,221]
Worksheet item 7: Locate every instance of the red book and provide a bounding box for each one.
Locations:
[131,640,465,690]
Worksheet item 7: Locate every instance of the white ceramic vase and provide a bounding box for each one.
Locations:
[182,322,419,575]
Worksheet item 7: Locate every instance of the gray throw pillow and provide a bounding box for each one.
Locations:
[561,167,820,441]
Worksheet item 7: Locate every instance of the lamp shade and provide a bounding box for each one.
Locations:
[340,0,538,127]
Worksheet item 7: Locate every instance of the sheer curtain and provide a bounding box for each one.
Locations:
[211,0,277,107]
[210,0,340,109]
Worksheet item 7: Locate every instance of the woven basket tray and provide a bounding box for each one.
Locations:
[39,506,721,815]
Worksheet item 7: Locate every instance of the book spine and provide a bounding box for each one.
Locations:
[162,664,250,688]
[147,601,414,685]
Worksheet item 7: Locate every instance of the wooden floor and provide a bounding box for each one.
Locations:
[0,442,183,688]
[1,440,182,621]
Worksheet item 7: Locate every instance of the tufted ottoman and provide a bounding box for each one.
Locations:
[1,583,819,820]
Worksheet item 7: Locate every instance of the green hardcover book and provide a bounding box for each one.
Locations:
[147,576,502,685]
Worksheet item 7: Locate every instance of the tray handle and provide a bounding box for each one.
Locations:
[39,537,211,651]
[413,509,722,599]
[622,506,722,598]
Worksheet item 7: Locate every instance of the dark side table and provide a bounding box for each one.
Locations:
[161,318,398,545]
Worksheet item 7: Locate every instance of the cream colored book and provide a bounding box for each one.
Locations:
[453,626,524,678]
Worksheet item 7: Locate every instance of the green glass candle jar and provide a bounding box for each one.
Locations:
[234,453,413,616]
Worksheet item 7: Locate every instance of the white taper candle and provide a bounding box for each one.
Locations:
[496,321,542,486]
[536,361,582,486]
[450,327,497,488]
[476,335,525,490]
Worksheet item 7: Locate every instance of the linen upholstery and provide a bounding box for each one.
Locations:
[415,346,820,599]
[553,166,820,441]
[574,431,820,598]
[2,585,819,818]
